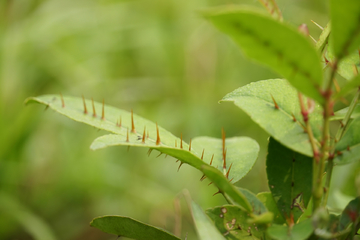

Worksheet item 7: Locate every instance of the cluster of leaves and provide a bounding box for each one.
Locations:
[26,0,360,239]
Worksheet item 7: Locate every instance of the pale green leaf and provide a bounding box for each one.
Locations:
[90,216,180,240]
[331,104,360,121]
[204,7,323,103]
[238,188,267,215]
[221,79,323,156]
[206,205,267,240]
[267,218,313,240]
[257,192,286,225]
[266,138,313,224]
[191,202,226,240]
[330,0,360,61]
[26,95,259,184]
[316,22,331,53]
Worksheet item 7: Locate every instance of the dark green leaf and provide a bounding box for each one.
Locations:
[221,79,323,156]
[339,196,360,231]
[257,192,286,225]
[204,7,323,103]
[206,205,267,240]
[90,216,180,240]
[267,218,313,240]
[266,138,313,224]
[334,75,360,99]
[191,202,226,240]
[330,0,360,61]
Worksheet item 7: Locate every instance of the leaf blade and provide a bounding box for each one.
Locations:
[204,7,323,103]
[90,216,181,240]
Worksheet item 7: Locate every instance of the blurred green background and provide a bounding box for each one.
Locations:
[0,0,339,239]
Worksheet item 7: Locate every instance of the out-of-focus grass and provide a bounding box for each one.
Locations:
[0,0,329,239]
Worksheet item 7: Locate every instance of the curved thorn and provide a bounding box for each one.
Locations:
[226,163,233,179]
[131,110,136,133]
[147,130,149,139]
[60,93,65,108]
[142,126,146,143]
[270,94,279,109]
[156,123,161,145]
[291,113,297,122]
[82,95,88,114]
[180,133,183,149]
[126,128,129,142]
[189,138,192,151]
[175,140,177,148]
[200,174,206,181]
[156,152,163,158]
[222,128,226,170]
[147,148,153,156]
[92,98,96,117]
[177,162,183,172]
[213,190,221,196]
[201,149,205,160]
[208,182,213,186]
[119,116,122,127]
[210,154,214,166]
[101,99,105,120]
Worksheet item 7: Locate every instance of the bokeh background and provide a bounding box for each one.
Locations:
[1,0,351,239]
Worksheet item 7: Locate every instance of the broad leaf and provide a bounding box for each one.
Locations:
[204,7,323,103]
[191,202,226,240]
[26,95,259,184]
[90,216,180,240]
[330,0,360,61]
[334,75,360,99]
[206,205,267,240]
[267,218,313,240]
[335,116,360,165]
[331,104,360,121]
[257,192,286,225]
[221,79,323,156]
[266,138,313,224]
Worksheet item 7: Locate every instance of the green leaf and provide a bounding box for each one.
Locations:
[0,192,57,240]
[206,205,267,240]
[204,7,323,103]
[238,188,267,215]
[335,116,360,165]
[257,192,286,225]
[201,165,252,212]
[221,79,323,156]
[316,22,331,53]
[266,138,313,224]
[330,0,360,61]
[326,42,360,80]
[339,196,360,231]
[26,95,259,184]
[334,75,360,99]
[331,104,360,121]
[191,202,226,240]
[90,216,180,240]
[267,218,313,240]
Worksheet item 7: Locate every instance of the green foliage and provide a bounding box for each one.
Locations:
[266,138,313,224]
[204,7,324,104]
[90,216,181,240]
[267,218,313,240]
[221,79,322,156]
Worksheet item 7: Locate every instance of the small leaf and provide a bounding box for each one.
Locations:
[90,216,180,240]
[238,188,267,215]
[330,0,360,61]
[334,75,360,99]
[267,218,313,240]
[257,192,286,225]
[339,196,360,231]
[266,138,313,224]
[335,116,360,164]
[331,104,360,121]
[206,205,267,240]
[316,22,331,53]
[204,7,323,103]
[190,202,226,240]
[221,79,323,156]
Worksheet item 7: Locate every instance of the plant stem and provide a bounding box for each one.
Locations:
[312,61,338,212]
[323,88,360,206]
